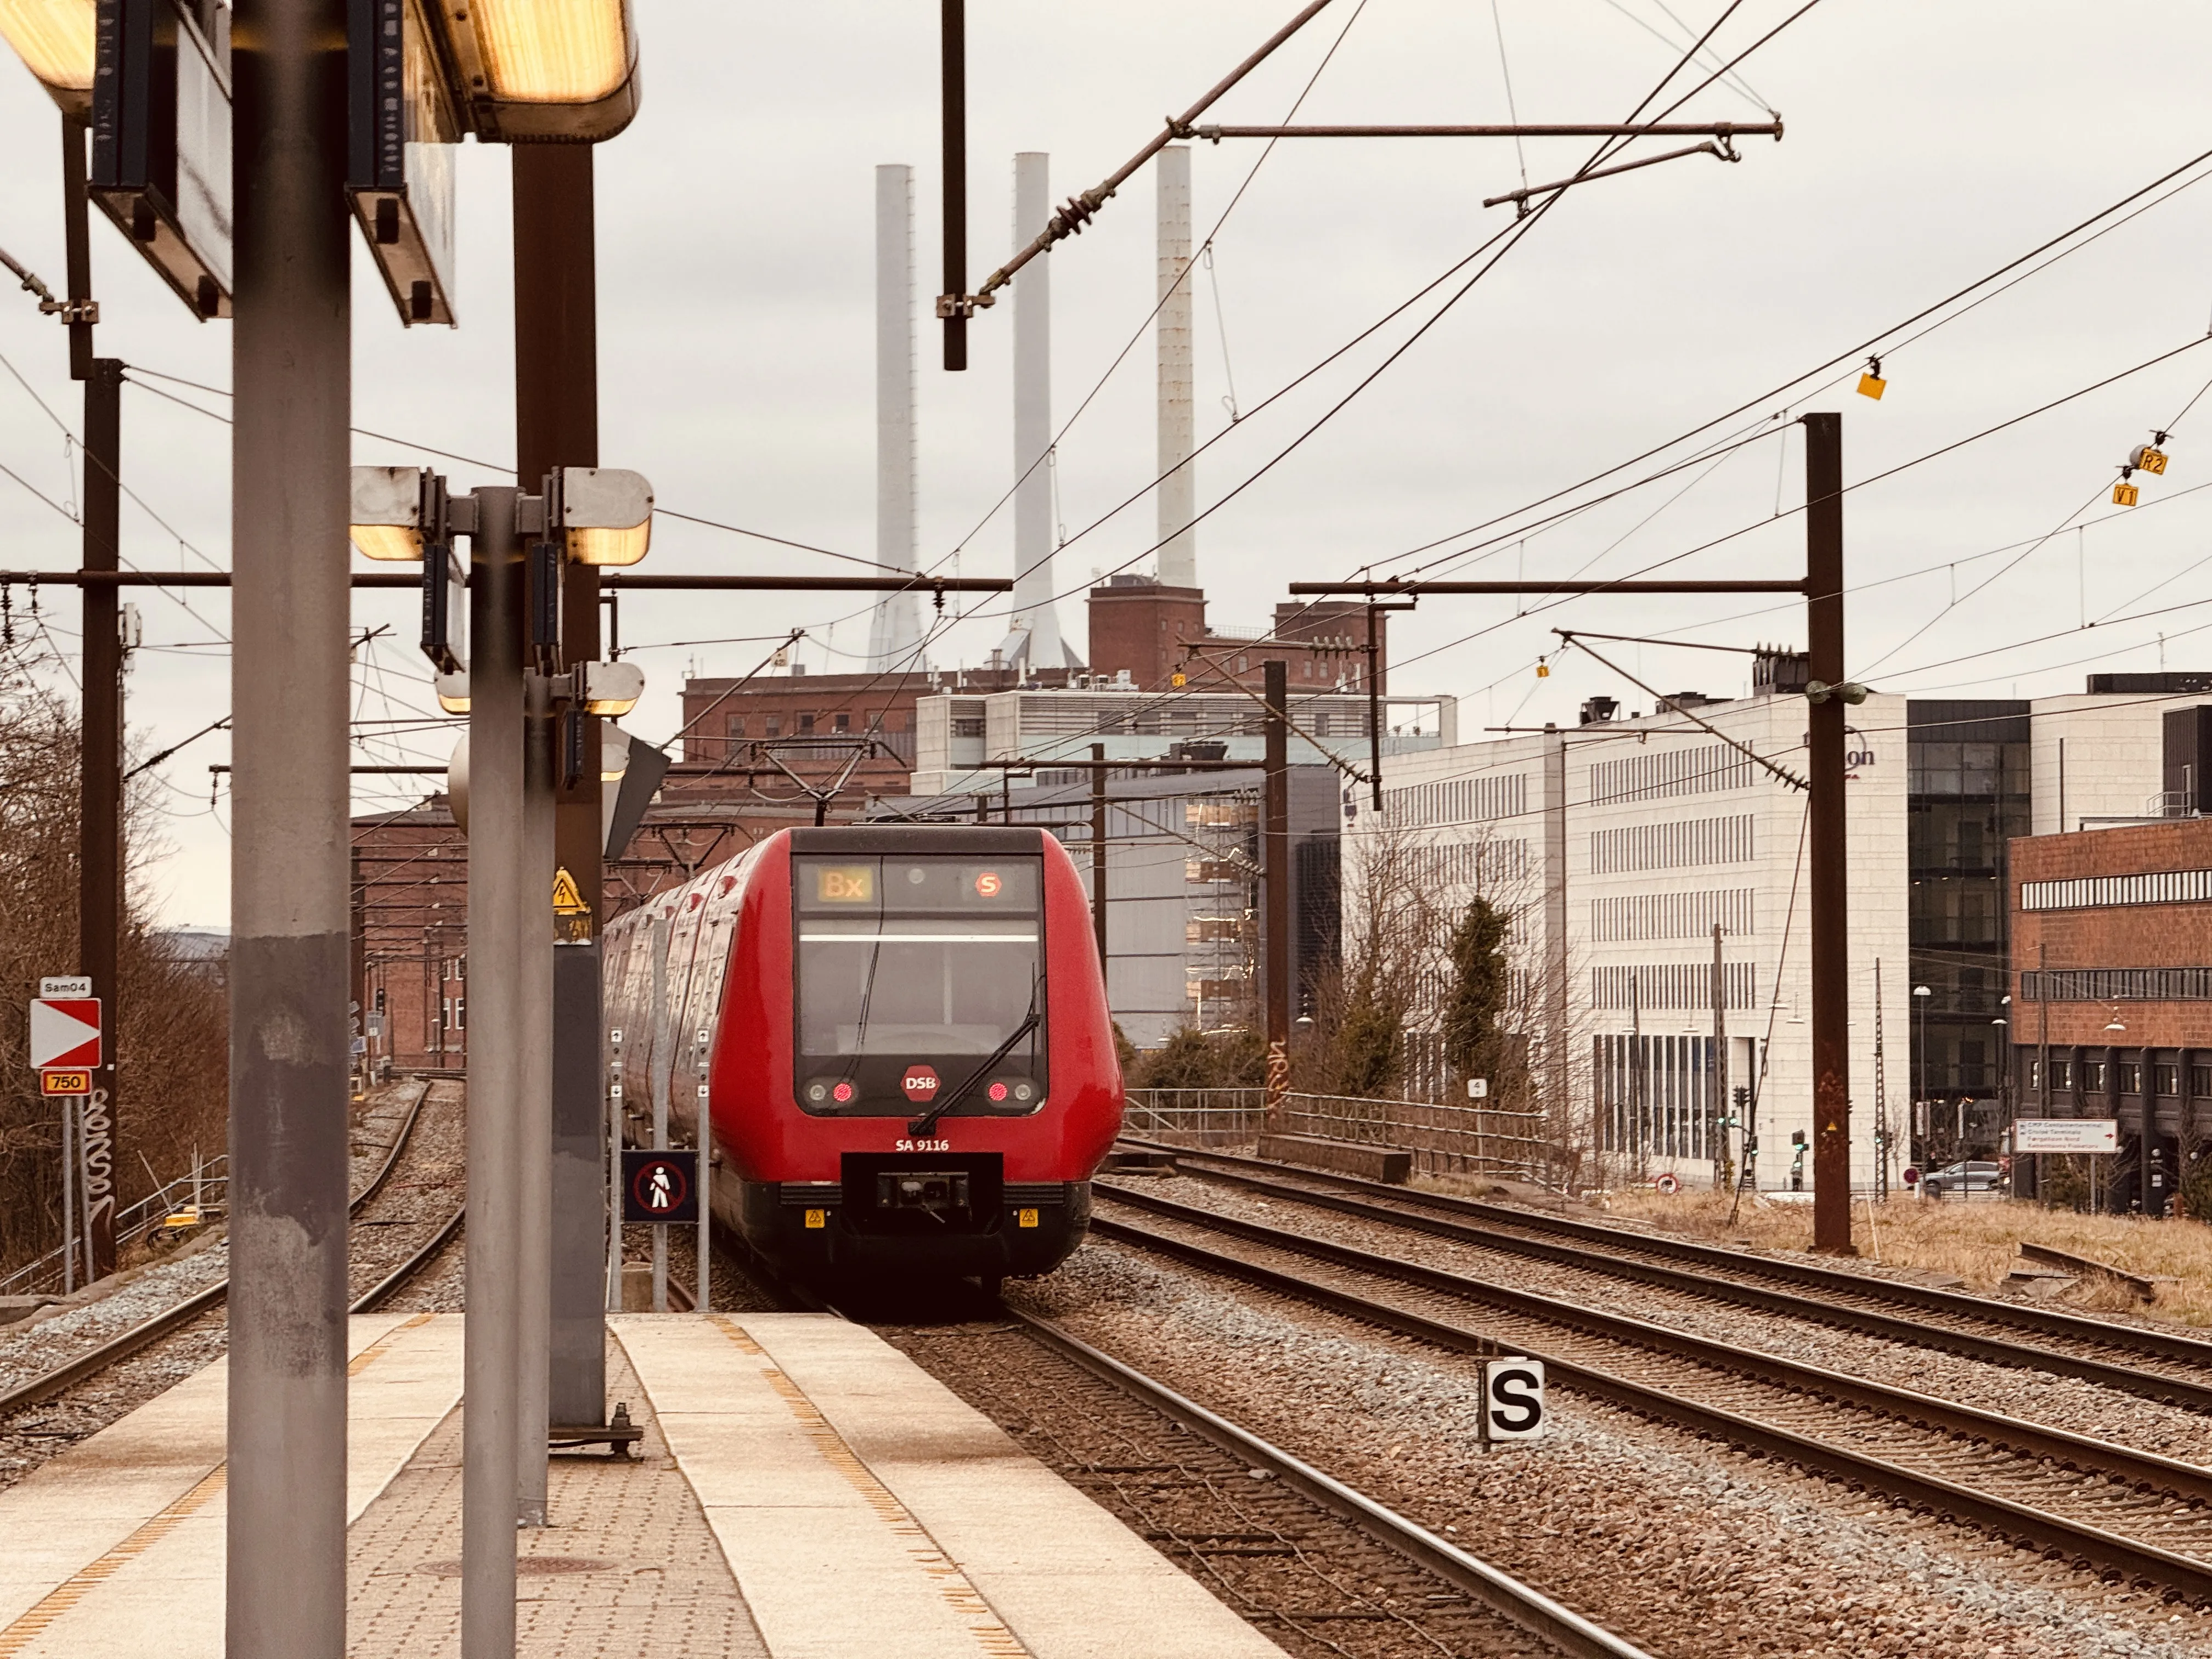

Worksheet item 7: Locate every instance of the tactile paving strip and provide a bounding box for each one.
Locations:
[345,1337,768,1657]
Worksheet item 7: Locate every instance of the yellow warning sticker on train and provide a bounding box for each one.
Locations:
[552,867,589,915]
[1017,1207,1039,1229]
[804,1209,827,1229]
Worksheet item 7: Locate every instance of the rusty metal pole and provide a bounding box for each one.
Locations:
[64,108,122,1278]
[1804,410,1854,1254]
[1263,660,1291,1107]
[512,144,610,1441]
[939,0,968,370]
[1090,743,1108,973]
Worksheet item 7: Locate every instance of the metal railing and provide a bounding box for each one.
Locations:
[1118,1085,1567,1186]
[1121,1087,1270,1143]
[1280,1091,1562,1186]
[0,1156,229,1299]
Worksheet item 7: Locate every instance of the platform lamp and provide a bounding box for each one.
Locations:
[0,0,94,116]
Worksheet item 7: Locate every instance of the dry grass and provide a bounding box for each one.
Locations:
[1560,1185,2212,1329]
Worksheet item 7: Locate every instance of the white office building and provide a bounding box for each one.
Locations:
[1356,686,1911,1192]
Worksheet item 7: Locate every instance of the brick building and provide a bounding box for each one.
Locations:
[2010,817,2212,1212]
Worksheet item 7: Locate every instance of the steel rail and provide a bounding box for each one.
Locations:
[348,1204,465,1314]
[1094,1182,2212,1505]
[1089,1198,2212,1606]
[1127,1138,2212,1387]
[0,1082,438,1419]
[1009,1306,1657,1659]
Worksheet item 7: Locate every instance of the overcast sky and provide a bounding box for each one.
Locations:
[0,0,2208,928]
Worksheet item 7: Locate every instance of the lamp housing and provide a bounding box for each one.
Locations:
[578,658,643,716]
[350,464,445,560]
[434,670,470,715]
[550,466,652,567]
[426,0,639,143]
[0,0,95,112]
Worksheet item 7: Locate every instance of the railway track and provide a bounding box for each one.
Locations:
[708,1230,1647,1657]
[1125,1138,2212,1413]
[0,1079,462,1430]
[1090,1180,2212,1609]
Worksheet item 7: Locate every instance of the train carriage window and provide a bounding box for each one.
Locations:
[792,854,1046,1116]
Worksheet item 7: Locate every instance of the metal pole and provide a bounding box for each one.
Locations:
[1803,410,1853,1253]
[2038,942,2050,1205]
[60,1098,75,1294]
[1364,601,1383,814]
[939,0,968,370]
[1262,660,1290,1106]
[1090,743,1109,973]
[77,336,123,1280]
[1630,975,1644,1178]
[696,1137,710,1316]
[1712,923,1728,1189]
[1873,957,1887,1200]
[650,915,670,1313]
[1011,151,1062,665]
[605,1056,623,1311]
[869,163,922,670]
[1542,724,1571,1183]
[516,672,554,1527]
[1156,144,1195,590]
[227,0,351,1649]
[512,142,610,1437]
[462,487,524,1656]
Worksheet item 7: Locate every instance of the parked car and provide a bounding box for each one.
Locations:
[1921,1160,2005,1199]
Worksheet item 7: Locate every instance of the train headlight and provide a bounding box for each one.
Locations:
[1014,1081,1034,1102]
[805,1081,827,1104]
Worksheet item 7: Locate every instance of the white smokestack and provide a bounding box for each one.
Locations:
[1156,143,1196,591]
[1009,150,1067,668]
[867,162,923,673]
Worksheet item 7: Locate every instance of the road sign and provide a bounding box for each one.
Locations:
[1466,1077,1488,1099]
[2014,1118,2119,1154]
[39,976,91,998]
[621,1149,700,1224]
[1481,1357,1546,1442]
[41,1070,91,1096]
[30,998,101,1071]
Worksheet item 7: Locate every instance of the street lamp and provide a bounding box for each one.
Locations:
[426,0,640,142]
[552,467,654,567]
[1912,984,1932,1163]
[0,0,93,114]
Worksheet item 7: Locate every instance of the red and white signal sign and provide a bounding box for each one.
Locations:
[30,997,101,1071]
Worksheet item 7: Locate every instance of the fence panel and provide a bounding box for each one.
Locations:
[1279,1091,1564,1186]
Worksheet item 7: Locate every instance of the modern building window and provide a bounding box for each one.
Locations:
[2157,1064,2181,1096]
[2117,1062,2142,1095]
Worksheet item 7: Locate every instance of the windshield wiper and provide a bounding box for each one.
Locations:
[907,1000,1040,1139]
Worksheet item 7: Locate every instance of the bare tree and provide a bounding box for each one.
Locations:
[0,652,227,1276]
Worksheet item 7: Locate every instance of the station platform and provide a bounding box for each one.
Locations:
[0,1311,1286,1658]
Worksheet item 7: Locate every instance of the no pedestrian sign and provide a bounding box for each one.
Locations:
[30,997,101,1071]
[622,1149,701,1224]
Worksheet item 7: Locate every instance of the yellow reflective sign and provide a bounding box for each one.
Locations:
[804,1208,828,1229]
[1017,1207,1039,1229]
[552,867,589,915]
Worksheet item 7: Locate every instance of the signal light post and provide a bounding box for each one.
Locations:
[1290,412,1858,1246]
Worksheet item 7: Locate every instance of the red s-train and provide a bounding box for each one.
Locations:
[603,826,1124,1281]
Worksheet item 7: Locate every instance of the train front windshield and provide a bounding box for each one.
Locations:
[792,853,1046,1116]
